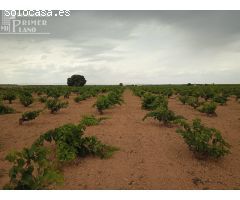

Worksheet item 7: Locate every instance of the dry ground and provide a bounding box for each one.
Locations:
[0,89,240,189]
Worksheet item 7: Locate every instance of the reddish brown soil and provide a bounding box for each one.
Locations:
[0,90,240,189]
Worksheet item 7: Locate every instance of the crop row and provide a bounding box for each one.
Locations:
[3,115,119,189]
[2,86,125,189]
[131,86,232,160]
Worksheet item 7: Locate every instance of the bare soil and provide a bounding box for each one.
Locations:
[0,90,240,189]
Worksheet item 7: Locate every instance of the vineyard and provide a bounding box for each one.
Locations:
[0,84,240,189]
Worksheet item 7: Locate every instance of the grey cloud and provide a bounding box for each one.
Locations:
[1,11,240,84]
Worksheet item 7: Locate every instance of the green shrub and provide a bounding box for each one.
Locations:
[141,93,168,110]
[93,90,123,114]
[63,91,71,99]
[36,123,118,162]
[85,90,95,97]
[3,93,16,104]
[45,99,68,114]
[79,136,119,159]
[141,93,157,110]
[46,90,61,99]
[133,89,145,97]
[155,95,168,108]
[179,95,188,105]
[186,96,201,109]
[198,102,217,115]
[162,89,173,98]
[74,94,87,103]
[20,91,32,97]
[107,91,123,106]
[143,106,184,126]
[202,88,215,100]
[213,95,227,105]
[176,119,230,159]
[80,115,107,127]
[20,95,34,107]
[3,145,63,189]
[0,104,15,115]
[93,95,111,114]
[19,110,41,125]
[39,96,48,103]
[37,124,85,162]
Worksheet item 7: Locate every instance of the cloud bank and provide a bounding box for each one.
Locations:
[1,11,240,84]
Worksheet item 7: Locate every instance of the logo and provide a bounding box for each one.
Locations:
[0,10,70,35]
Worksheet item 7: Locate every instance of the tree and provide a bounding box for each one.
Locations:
[67,75,86,87]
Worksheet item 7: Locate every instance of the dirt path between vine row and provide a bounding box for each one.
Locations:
[59,89,240,189]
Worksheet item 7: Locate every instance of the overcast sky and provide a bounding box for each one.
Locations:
[1,10,240,85]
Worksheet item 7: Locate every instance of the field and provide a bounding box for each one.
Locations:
[0,84,240,189]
